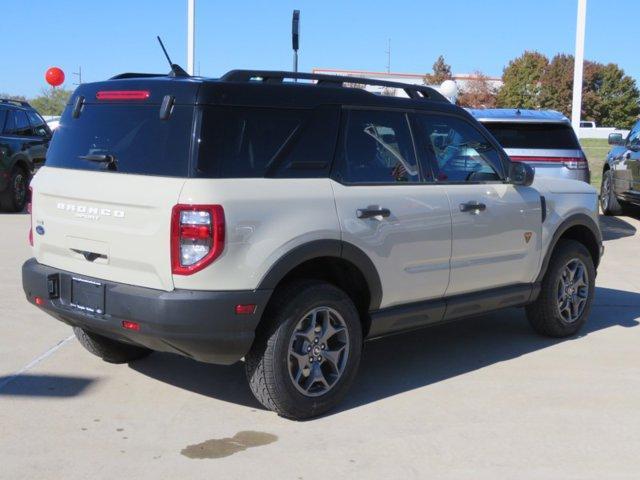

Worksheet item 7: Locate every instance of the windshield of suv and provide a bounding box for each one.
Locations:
[482,122,580,150]
[45,104,194,177]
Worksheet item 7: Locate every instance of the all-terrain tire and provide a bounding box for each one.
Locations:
[73,327,152,364]
[245,280,363,420]
[0,166,29,212]
[600,170,623,216]
[526,239,596,337]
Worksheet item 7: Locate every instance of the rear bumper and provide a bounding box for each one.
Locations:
[22,258,272,365]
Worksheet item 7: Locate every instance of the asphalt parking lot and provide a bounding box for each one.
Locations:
[1,211,640,480]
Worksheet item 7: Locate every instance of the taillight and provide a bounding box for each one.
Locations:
[96,90,150,101]
[510,155,588,170]
[28,187,33,246]
[171,204,225,275]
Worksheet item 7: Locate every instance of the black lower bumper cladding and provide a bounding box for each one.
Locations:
[22,258,272,365]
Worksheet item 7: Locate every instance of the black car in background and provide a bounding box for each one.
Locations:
[601,120,640,216]
[0,99,51,212]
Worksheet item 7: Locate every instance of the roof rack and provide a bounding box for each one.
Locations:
[109,72,167,80]
[0,98,31,108]
[220,70,448,102]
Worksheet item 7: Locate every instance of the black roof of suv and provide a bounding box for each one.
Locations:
[0,99,51,212]
[48,69,511,182]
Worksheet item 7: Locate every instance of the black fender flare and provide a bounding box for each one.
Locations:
[9,154,33,174]
[536,213,602,283]
[257,239,383,310]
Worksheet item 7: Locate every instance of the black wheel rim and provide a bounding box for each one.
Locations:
[13,172,26,207]
[556,258,589,323]
[287,306,349,397]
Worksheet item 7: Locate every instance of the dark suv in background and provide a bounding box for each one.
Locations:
[601,119,640,215]
[0,99,51,212]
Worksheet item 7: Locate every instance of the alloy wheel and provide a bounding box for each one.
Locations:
[556,258,589,323]
[287,306,350,397]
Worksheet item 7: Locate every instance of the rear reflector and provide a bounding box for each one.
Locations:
[235,304,257,315]
[510,156,588,170]
[34,296,43,306]
[171,204,225,275]
[122,320,140,331]
[96,90,150,101]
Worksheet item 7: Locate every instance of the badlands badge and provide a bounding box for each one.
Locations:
[524,231,533,244]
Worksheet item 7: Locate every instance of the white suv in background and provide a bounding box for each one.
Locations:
[469,109,591,184]
[22,70,603,419]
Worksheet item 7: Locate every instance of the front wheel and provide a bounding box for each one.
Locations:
[600,170,623,216]
[526,239,596,337]
[245,280,362,420]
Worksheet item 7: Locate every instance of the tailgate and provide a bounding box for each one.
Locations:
[31,167,185,291]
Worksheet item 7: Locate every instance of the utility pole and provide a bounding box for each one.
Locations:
[72,66,82,85]
[187,0,196,75]
[385,39,391,73]
[571,0,587,132]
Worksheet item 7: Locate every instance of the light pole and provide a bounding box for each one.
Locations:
[571,0,587,132]
[187,0,196,75]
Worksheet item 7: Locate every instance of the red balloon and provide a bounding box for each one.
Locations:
[45,67,65,87]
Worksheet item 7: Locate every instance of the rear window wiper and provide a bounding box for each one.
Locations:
[79,154,118,171]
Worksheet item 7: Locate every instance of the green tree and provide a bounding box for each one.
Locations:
[424,55,453,85]
[539,55,639,128]
[595,63,640,129]
[496,51,548,109]
[539,54,574,115]
[29,88,72,116]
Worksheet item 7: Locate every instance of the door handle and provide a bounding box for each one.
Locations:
[459,201,486,213]
[357,207,391,219]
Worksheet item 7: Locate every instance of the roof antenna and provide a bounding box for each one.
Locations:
[157,36,190,77]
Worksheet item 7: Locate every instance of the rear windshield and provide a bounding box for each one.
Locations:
[482,122,580,149]
[45,104,194,177]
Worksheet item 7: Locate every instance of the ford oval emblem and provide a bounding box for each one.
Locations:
[35,225,45,236]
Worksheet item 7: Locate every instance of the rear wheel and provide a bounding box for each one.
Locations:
[601,170,623,216]
[0,167,29,212]
[245,280,362,420]
[73,327,152,364]
[526,240,595,337]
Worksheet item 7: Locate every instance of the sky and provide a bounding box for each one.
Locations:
[1,0,637,98]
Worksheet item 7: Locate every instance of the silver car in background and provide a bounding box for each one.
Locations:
[468,109,590,183]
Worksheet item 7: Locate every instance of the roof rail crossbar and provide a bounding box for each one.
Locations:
[220,70,448,102]
[0,98,31,108]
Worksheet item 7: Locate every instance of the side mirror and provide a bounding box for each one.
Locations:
[509,161,535,187]
[608,133,624,146]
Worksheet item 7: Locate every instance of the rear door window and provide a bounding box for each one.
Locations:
[332,109,420,184]
[482,122,580,149]
[45,104,195,177]
[196,105,342,178]
[14,110,33,136]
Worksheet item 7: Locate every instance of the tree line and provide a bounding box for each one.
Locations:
[0,88,72,117]
[425,53,639,129]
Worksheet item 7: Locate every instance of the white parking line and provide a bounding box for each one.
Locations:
[0,335,74,391]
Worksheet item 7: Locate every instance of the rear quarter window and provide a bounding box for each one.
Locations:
[482,122,580,149]
[196,105,338,178]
